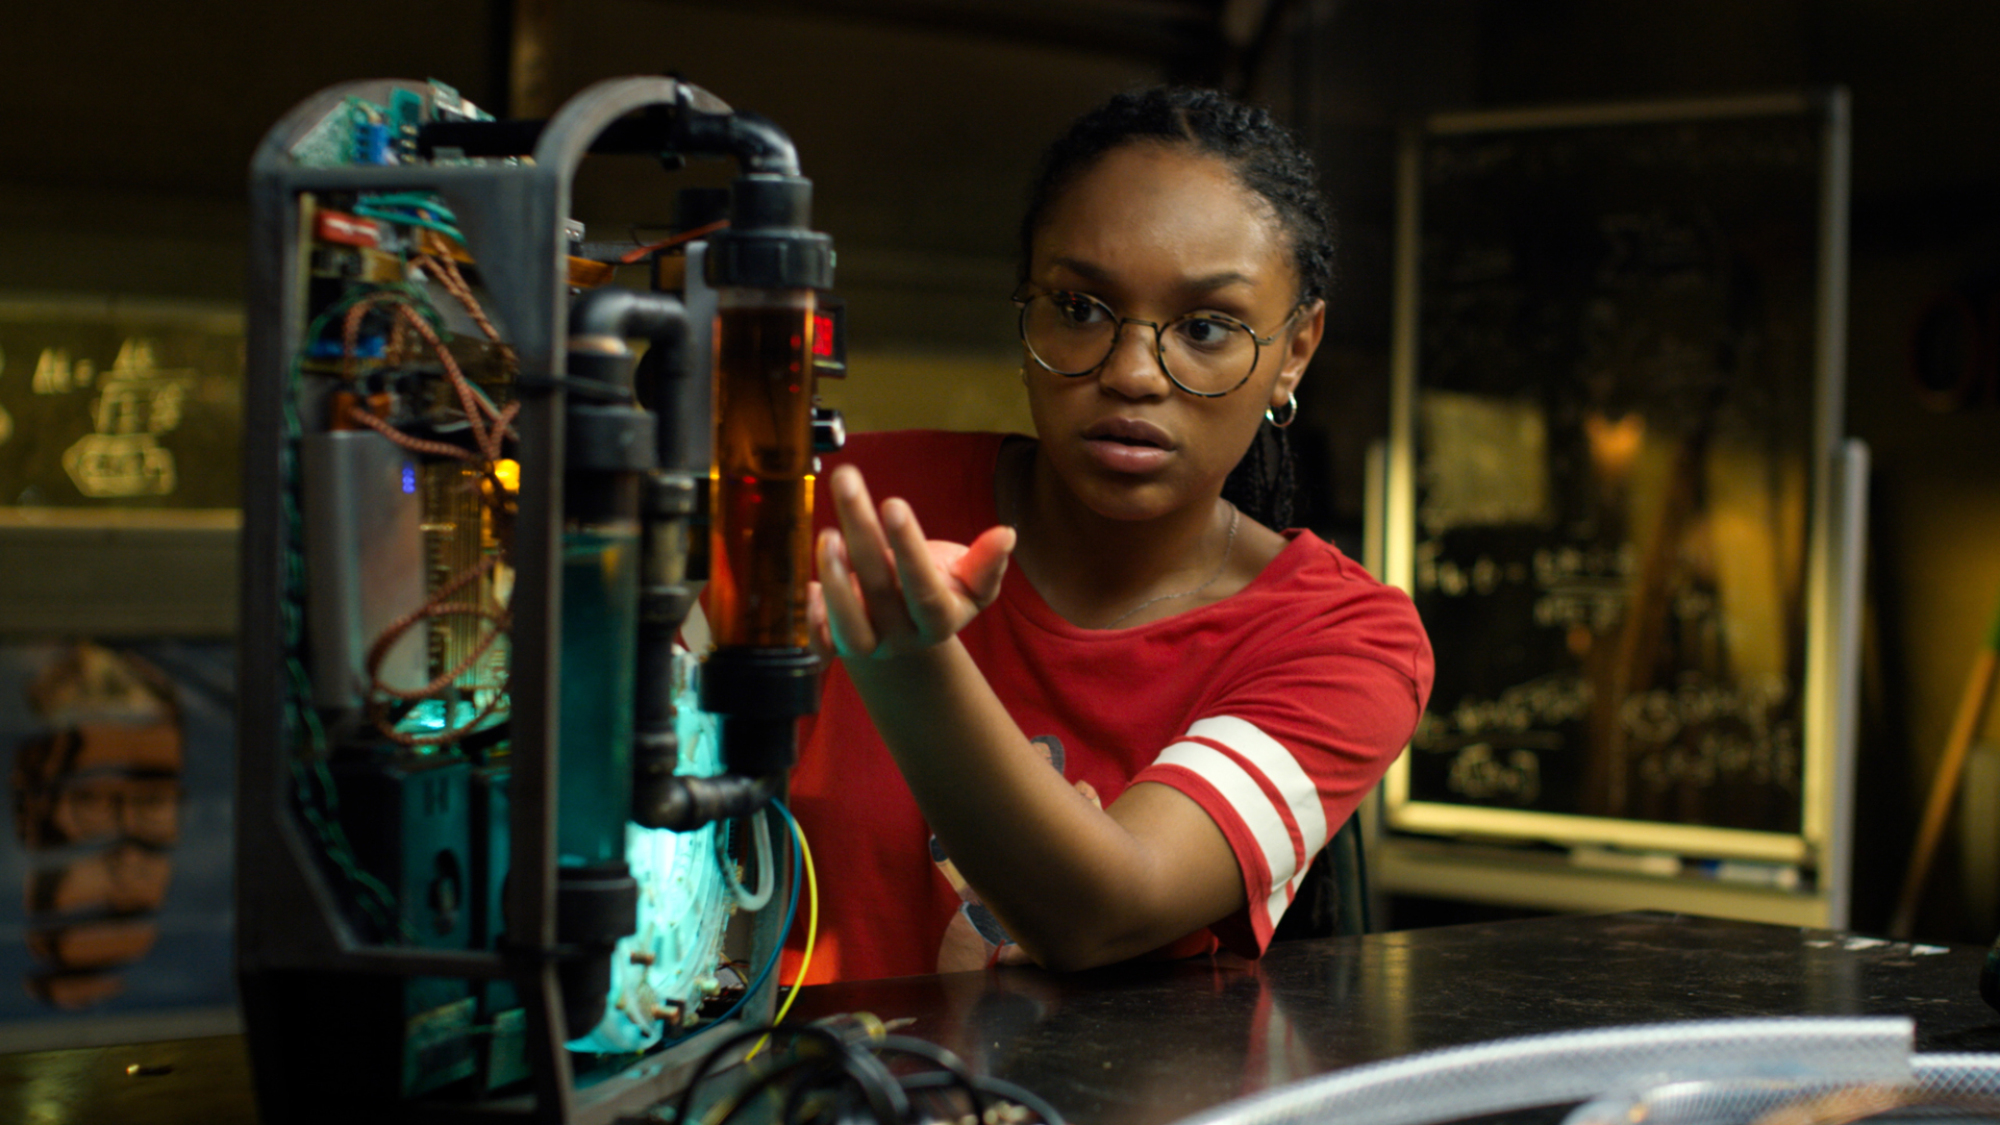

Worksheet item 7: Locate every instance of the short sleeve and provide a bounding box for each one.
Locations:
[1131,561,1432,955]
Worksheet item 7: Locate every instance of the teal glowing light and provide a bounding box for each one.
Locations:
[567,647,740,1054]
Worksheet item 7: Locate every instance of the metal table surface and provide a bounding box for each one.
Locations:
[3,913,1995,1124]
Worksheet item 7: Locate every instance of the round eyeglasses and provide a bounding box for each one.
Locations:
[1015,289,1300,398]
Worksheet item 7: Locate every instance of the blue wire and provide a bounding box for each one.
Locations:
[667,799,801,1043]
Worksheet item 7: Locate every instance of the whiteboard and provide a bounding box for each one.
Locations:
[1376,91,1861,926]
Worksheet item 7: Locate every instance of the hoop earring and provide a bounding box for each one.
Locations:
[1265,393,1299,429]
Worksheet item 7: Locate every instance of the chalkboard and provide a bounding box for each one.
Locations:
[1382,93,1855,873]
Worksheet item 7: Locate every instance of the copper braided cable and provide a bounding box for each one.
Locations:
[336,288,514,464]
[339,292,404,383]
[418,253,505,345]
[387,315,414,367]
[342,402,479,462]
[406,259,521,469]
[331,288,515,744]
[391,302,499,455]
[364,551,505,696]
[363,553,512,746]
[328,253,535,748]
[370,602,509,702]
[416,253,520,397]
[371,670,510,748]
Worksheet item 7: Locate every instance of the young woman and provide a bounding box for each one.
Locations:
[786,87,1433,982]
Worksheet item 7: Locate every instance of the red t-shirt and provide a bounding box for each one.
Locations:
[783,431,1432,982]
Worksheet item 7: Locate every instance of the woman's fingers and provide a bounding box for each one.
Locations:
[831,466,921,647]
[956,525,1017,607]
[830,466,898,597]
[883,498,960,637]
[817,464,1012,657]
[806,580,835,661]
[816,528,878,657]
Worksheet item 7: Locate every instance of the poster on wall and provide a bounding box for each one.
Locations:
[0,639,237,1049]
[0,298,242,511]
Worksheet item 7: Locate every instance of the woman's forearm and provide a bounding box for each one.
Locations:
[843,639,1239,970]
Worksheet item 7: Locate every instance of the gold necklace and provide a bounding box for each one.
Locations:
[1003,443,1240,629]
[1100,501,1239,628]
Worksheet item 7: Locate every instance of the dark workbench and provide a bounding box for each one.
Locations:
[5,913,1996,1124]
[786,912,2000,1125]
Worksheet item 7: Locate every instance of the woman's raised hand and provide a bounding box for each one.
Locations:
[810,465,1017,661]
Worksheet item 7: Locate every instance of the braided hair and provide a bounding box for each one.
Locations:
[1018,87,1334,531]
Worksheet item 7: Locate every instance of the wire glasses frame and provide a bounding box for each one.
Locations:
[1013,288,1304,398]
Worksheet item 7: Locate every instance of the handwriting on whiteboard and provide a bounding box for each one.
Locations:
[1417,672,1799,804]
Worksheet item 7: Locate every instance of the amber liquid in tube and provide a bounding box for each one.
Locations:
[709,290,816,650]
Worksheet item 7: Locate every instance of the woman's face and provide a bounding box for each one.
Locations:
[1023,141,1322,523]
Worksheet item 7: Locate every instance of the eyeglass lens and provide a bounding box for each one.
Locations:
[1020,293,1257,395]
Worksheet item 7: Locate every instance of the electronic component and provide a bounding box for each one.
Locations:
[241,76,841,1124]
[811,294,847,381]
[313,210,382,248]
[299,426,427,711]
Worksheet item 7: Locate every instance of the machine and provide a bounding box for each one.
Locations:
[237,76,842,1123]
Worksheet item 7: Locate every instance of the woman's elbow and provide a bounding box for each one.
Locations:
[1009,916,1188,973]
[1013,938,1114,974]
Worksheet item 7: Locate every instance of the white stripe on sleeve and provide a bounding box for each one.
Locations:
[1153,716,1331,933]
[1186,716,1330,860]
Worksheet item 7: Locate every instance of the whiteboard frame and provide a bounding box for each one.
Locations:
[1376,91,1859,926]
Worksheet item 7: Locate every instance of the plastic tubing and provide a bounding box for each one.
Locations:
[1174,1018,1914,1125]
[1912,1052,2000,1091]
[725,806,776,912]
[1562,1051,2000,1125]
[1565,1079,1874,1125]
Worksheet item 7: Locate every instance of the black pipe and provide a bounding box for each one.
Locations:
[562,289,710,835]
[673,107,800,176]
[421,101,801,176]
[567,287,686,365]
[637,773,779,833]
[418,111,677,159]
[563,289,677,522]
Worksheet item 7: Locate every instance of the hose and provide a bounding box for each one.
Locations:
[1174,1018,1913,1125]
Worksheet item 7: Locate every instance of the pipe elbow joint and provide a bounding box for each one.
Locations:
[568,288,687,355]
[673,103,801,177]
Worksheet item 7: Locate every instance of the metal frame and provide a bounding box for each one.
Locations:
[239,77,775,1123]
[1373,91,1863,927]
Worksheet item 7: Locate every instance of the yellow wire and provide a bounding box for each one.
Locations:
[746,810,817,1060]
